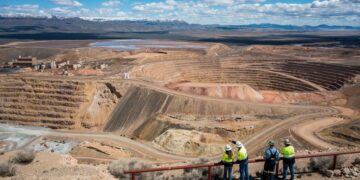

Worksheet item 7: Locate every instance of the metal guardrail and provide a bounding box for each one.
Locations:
[124,150,360,180]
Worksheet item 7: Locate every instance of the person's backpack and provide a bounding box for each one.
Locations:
[269,149,277,161]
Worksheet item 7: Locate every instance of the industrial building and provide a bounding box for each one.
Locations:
[12,56,37,68]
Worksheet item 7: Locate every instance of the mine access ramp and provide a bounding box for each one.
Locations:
[124,150,360,180]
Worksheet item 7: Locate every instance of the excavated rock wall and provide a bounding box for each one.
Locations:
[104,86,170,134]
[342,84,360,109]
[0,77,87,129]
[0,77,127,130]
[104,86,320,136]
[168,83,264,101]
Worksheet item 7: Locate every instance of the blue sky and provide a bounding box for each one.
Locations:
[0,0,359,26]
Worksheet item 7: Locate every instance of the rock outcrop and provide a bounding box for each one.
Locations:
[153,129,225,156]
[169,83,264,102]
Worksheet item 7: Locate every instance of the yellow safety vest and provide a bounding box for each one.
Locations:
[222,152,234,163]
[237,147,248,161]
[281,146,295,158]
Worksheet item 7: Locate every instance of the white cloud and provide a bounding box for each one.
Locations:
[50,7,72,14]
[51,0,82,7]
[0,4,50,17]
[203,0,265,6]
[203,0,235,6]
[133,0,176,13]
[102,0,121,7]
[97,8,114,15]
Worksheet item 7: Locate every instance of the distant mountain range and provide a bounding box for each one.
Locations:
[0,16,359,35]
[0,16,203,34]
[215,23,360,31]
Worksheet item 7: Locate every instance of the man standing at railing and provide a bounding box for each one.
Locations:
[262,140,280,180]
[236,141,249,180]
[221,144,234,180]
[281,139,295,180]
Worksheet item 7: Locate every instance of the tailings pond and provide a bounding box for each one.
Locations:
[90,39,208,51]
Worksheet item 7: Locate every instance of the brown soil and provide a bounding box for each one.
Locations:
[0,151,114,180]
[168,82,264,101]
[342,84,360,109]
[1,41,360,178]
[292,117,346,149]
[260,90,346,105]
[70,140,134,162]
[320,119,360,147]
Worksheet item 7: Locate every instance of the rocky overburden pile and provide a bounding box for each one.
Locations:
[323,156,360,178]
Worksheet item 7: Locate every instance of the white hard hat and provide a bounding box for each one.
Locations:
[236,141,243,148]
[225,144,232,151]
[284,139,291,145]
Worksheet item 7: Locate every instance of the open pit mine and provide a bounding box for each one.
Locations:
[0,40,359,179]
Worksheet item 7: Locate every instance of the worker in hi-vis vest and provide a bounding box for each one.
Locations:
[281,139,295,180]
[236,141,249,180]
[221,144,234,180]
[262,140,280,180]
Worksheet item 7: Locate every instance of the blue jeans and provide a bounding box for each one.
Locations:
[283,158,295,180]
[263,172,275,180]
[239,158,249,180]
[223,165,233,180]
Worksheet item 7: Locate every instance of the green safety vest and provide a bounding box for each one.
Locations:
[222,152,234,163]
[237,147,248,161]
[281,146,295,158]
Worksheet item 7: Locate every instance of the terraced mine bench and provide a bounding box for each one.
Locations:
[0,78,87,129]
[136,56,360,92]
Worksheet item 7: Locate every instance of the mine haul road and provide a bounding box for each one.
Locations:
[51,131,195,162]
[125,79,340,152]
[0,76,340,163]
[51,95,338,163]
[125,79,340,160]
[243,108,338,155]
[52,79,339,163]
[291,117,345,150]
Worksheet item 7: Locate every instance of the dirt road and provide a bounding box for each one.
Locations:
[205,107,338,161]
[244,108,337,153]
[51,131,196,162]
[0,76,341,163]
[291,117,345,149]
[1,101,338,163]
[0,123,196,162]
[3,101,337,162]
[126,79,339,154]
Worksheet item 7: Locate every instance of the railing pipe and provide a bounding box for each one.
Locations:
[131,173,136,180]
[332,154,338,170]
[124,150,360,179]
[208,166,212,180]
